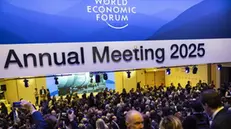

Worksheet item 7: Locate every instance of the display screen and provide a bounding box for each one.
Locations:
[46,72,115,96]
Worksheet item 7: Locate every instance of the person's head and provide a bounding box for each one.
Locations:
[126,110,144,129]
[159,115,183,129]
[81,118,88,124]
[199,80,202,83]
[96,119,108,129]
[200,89,222,116]
[42,86,44,89]
[90,92,94,97]
[191,100,204,113]
[44,114,57,129]
[112,116,117,122]
[78,124,85,129]
[210,81,213,84]
[145,105,150,110]
[174,111,182,119]
[97,110,102,117]
[0,102,6,108]
[145,111,150,117]
[123,88,126,93]
[51,110,56,116]
[35,88,37,91]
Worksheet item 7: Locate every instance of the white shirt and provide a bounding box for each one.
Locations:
[42,89,45,95]
[225,91,231,98]
[14,110,20,124]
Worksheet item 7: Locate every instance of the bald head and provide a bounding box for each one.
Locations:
[126,110,144,129]
[126,110,141,122]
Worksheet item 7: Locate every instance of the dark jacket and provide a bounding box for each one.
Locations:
[40,89,47,95]
[211,108,231,129]
[70,120,78,129]
[183,113,209,129]
[32,111,48,129]
[0,106,8,115]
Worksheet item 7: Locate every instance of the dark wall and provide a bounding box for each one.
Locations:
[221,67,231,84]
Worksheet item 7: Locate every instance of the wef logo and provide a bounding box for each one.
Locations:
[87,0,136,29]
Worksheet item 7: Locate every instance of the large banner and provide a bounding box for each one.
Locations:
[46,72,115,96]
[0,0,231,78]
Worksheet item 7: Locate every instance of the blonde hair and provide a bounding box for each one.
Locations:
[160,115,183,129]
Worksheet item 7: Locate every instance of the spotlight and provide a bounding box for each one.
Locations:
[103,73,108,80]
[185,67,190,73]
[127,71,131,78]
[166,68,171,75]
[23,79,29,88]
[54,77,59,85]
[192,66,198,74]
[95,74,100,83]
[217,64,222,70]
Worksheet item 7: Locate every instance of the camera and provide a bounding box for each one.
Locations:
[60,112,67,120]
[60,109,73,120]
[62,113,67,116]
[13,102,21,108]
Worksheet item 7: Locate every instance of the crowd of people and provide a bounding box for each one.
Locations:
[1,80,231,129]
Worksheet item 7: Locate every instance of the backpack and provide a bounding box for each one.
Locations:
[192,113,210,129]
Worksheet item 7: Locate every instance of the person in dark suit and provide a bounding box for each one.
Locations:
[46,89,51,101]
[40,86,47,101]
[0,102,8,116]
[200,89,231,129]
[225,87,231,104]
[137,82,141,90]
[186,81,192,94]
[183,100,210,129]
[34,88,39,106]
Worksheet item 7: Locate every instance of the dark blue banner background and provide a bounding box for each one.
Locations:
[0,0,230,44]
